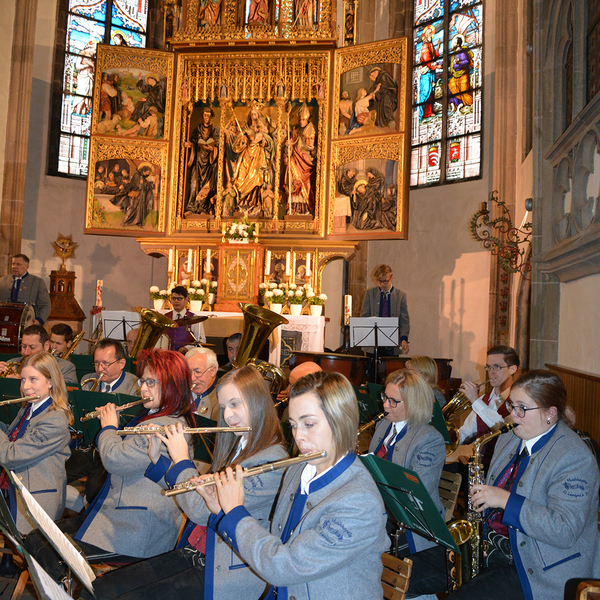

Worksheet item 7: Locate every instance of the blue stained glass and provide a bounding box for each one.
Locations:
[69,0,106,21]
[414,19,445,65]
[450,0,480,12]
[414,0,444,26]
[66,15,104,54]
[449,5,482,48]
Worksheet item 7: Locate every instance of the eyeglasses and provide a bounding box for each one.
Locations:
[378,278,392,284]
[171,296,185,301]
[505,399,542,418]
[192,367,215,378]
[92,359,122,370]
[137,377,159,388]
[484,364,509,372]
[380,392,404,408]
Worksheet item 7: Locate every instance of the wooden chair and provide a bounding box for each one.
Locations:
[439,470,462,522]
[381,554,412,600]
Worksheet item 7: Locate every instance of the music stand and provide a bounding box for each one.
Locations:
[349,317,399,383]
[360,454,459,553]
[101,310,140,344]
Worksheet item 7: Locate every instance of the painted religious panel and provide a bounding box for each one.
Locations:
[171,51,330,237]
[91,45,174,140]
[328,135,407,240]
[85,138,168,235]
[332,39,409,140]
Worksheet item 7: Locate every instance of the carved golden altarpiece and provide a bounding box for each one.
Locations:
[84,0,410,307]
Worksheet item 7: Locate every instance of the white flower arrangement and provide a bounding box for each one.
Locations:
[200,278,209,286]
[223,217,258,241]
[288,288,304,305]
[210,281,218,288]
[188,287,204,301]
[307,292,327,306]
[192,279,201,287]
[265,290,274,299]
[269,282,278,289]
[272,288,284,299]
[289,283,297,290]
[150,286,168,300]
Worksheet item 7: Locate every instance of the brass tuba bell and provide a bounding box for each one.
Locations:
[129,307,178,359]
[233,303,288,396]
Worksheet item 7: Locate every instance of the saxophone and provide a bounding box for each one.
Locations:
[446,421,517,590]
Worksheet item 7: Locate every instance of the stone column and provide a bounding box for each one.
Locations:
[487,0,519,348]
[0,0,38,272]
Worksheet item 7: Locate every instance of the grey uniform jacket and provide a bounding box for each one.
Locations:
[488,421,600,600]
[0,405,70,534]
[369,420,445,552]
[360,286,410,341]
[216,454,389,600]
[0,273,51,323]
[174,444,288,600]
[76,415,188,558]
[80,371,140,396]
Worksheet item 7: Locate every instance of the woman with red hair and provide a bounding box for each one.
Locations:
[25,349,196,583]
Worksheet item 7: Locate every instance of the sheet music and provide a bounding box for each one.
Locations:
[28,556,75,600]
[10,472,95,592]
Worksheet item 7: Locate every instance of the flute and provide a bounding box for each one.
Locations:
[0,394,40,407]
[116,426,252,435]
[80,397,149,422]
[162,451,326,497]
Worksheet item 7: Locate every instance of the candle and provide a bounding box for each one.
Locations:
[222,223,226,235]
[168,248,174,272]
[306,253,311,276]
[285,252,291,276]
[206,249,211,272]
[187,249,193,273]
[266,251,271,275]
[344,295,352,326]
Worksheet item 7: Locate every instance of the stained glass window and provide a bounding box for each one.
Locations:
[411,0,483,186]
[50,0,149,177]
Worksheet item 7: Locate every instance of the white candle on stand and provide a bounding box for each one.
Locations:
[187,249,193,273]
[168,249,174,272]
[206,249,211,272]
[306,253,311,276]
[285,252,291,276]
[344,295,352,326]
[265,251,271,275]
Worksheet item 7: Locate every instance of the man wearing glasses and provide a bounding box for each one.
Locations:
[360,264,410,355]
[80,338,140,396]
[185,346,219,421]
[454,345,520,464]
[165,286,206,353]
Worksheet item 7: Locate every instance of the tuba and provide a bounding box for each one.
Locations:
[446,421,517,590]
[233,303,288,396]
[129,307,178,359]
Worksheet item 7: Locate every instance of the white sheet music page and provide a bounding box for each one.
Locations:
[28,556,75,600]
[9,471,96,590]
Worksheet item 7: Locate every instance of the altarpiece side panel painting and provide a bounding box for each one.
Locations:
[328,135,407,240]
[332,39,409,141]
[85,138,168,235]
[170,51,330,237]
[92,45,174,141]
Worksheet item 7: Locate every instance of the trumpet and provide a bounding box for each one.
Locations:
[0,394,40,406]
[0,359,23,379]
[116,425,252,435]
[80,397,149,422]
[80,372,104,392]
[442,380,490,455]
[162,451,326,497]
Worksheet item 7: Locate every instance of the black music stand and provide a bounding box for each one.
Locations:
[349,317,399,384]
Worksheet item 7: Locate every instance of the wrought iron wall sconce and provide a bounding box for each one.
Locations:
[468,191,533,278]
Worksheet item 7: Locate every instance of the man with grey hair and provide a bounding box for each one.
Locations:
[186,346,219,421]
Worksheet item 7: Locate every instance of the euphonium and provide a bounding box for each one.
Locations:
[161,451,326,497]
[80,372,104,392]
[442,380,489,455]
[446,421,517,591]
[233,303,288,396]
[129,307,178,359]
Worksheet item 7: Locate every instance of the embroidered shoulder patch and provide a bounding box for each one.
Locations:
[317,518,353,544]
[562,477,589,498]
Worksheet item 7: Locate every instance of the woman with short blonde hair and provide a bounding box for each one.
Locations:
[369,369,446,555]
[406,355,446,408]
